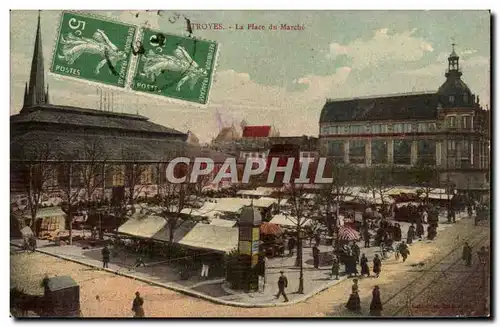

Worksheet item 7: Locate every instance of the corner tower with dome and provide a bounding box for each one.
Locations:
[318,44,490,193]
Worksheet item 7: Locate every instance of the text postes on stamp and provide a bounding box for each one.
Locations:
[131,28,218,104]
[51,12,137,88]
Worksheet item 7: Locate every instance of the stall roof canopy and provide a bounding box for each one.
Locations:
[151,219,197,243]
[269,214,312,227]
[178,223,238,253]
[209,218,237,228]
[182,197,275,218]
[117,214,166,239]
[24,207,66,219]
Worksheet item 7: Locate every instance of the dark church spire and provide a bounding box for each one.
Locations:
[23,11,48,108]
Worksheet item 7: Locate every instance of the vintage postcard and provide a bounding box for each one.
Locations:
[10,10,491,319]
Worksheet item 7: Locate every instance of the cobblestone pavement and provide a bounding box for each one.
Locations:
[10,213,489,317]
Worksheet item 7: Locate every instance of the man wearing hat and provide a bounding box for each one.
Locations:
[131,291,145,317]
[276,271,289,302]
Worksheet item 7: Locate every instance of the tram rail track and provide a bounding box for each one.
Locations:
[386,226,489,316]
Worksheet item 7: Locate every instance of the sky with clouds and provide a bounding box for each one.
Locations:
[10,10,490,143]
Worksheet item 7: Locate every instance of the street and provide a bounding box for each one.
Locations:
[10,217,489,317]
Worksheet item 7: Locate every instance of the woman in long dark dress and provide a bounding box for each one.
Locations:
[370,285,383,316]
[393,223,402,242]
[360,253,370,277]
[373,254,382,278]
[345,279,361,312]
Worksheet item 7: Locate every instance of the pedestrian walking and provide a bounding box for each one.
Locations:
[393,223,402,242]
[101,245,110,269]
[275,271,289,302]
[129,256,146,271]
[312,245,320,268]
[407,224,415,244]
[398,241,410,262]
[331,257,340,280]
[373,254,382,278]
[462,242,472,267]
[201,257,210,278]
[370,285,383,316]
[351,242,361,263]
[416,220,424,239]
[360,253,370,277]
[288,237,296,256]
[345,279,361,312]
[363,227,371,248]
[28,236,37,252]
[315,232,321,246]
[131,291,145,318]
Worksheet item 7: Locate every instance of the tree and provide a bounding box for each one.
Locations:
[14,143,58,235]
[409,164,439,204]
[362,166,394,208]
[121,148,150,207]
[147,160,210,256]
[316,163,353,245]
[79,140,113,239]
[284,182,313,294]
[58,159,85,245]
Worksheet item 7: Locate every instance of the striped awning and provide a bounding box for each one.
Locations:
[338,226,360,241]
[260,222,283,235]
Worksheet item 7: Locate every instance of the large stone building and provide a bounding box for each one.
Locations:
[319,45,490,191]
[11,14,227,202]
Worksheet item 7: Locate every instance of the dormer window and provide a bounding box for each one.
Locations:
[463,93,469,104]
[449,95,455,104]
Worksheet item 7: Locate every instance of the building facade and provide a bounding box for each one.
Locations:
[319,46,490,191]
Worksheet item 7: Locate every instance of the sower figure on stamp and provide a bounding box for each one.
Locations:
[373,254,382,278]
[360,253,370,277]
[370,285,383,316]
[462,242,472,267]
[131,291,145,318]
[101,245,110,269]
[275,271,289,302]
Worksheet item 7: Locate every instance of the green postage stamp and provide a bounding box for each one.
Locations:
[130,28,218,104]
[50,12,136,88]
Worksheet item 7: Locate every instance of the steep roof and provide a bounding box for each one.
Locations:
[242,125,272,138]
[319,92,439,124]
[10,131,230,162]
[214,125,240,142]
[12,104,185,135]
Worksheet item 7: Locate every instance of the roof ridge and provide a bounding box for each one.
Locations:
[326,91,437,103]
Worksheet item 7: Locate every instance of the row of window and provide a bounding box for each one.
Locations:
[320,122,437,135]
[445,115,473,129]
[326,140,438,166]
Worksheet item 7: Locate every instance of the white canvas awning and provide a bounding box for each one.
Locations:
[178,223,238,253]
[24,207,66,219]
[269,214,312,227]
[118,214,166,239]
[209,218,237,228]
[253,197,278,208]
[152,219,197,243]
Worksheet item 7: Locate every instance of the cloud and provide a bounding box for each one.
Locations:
[328,28,434,70]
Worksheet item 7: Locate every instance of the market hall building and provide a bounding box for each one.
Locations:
[319,45,490,191]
